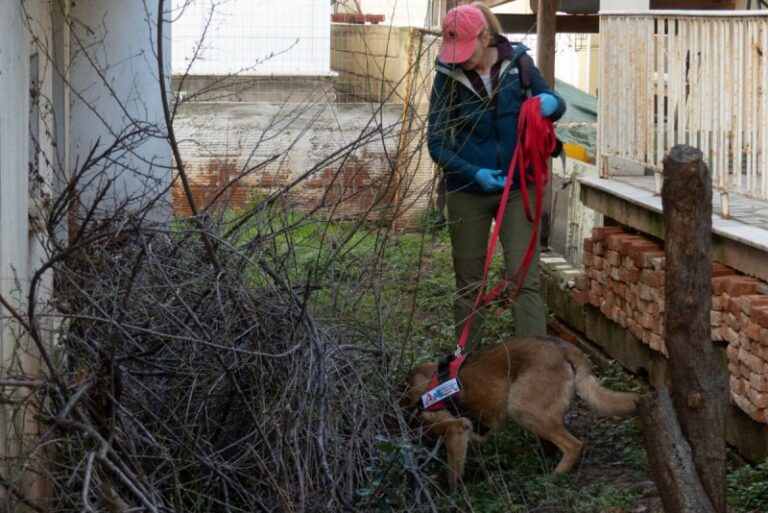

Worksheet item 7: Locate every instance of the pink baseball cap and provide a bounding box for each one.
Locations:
[439,5,486,64]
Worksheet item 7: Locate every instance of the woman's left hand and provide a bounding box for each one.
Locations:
[535,93,558,117]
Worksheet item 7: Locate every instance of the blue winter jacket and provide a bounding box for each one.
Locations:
[427,37,566,193]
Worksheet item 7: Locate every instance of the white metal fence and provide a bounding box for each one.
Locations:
[599,11,768,216]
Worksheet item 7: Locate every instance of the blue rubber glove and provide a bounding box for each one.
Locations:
[474,168,506,192]
[536,92,558,117]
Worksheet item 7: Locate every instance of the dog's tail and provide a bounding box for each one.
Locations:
[564,345,638,417]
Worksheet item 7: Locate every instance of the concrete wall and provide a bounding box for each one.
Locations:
[353,0,432,27]
[600,0,650,10]
[69,0,172,218]
[0,5,32,354]
[331,25,437,224]
[0,0,57,502]
[1,1,172,502]
[1,0,173,349]
[172,78,406,220]
[0,0,57,378]
[330,24,412,104]
[171,24,437,225]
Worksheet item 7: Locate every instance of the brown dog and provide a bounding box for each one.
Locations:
[402,336,639,491]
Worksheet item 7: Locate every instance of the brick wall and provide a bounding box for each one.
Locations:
[574,226,768,424]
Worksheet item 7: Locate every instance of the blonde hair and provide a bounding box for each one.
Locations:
[472,2,503,36]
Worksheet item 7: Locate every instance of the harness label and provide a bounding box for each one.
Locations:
[420,378,461,409]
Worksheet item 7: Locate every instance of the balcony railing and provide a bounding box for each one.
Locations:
[599,10,768,217]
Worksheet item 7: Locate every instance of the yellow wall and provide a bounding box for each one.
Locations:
[577,34,599,96]
[330,24,413,103]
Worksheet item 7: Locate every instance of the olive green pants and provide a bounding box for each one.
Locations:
[446,188,546,351]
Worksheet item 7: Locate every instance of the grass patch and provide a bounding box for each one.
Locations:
[728,459,768,512]
[239,211,765,512]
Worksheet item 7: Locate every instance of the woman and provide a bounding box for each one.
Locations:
[427,4,566,351]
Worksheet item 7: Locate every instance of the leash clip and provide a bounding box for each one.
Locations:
[453,346,463,358]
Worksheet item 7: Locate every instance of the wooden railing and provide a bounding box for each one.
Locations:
[599,11,768,217]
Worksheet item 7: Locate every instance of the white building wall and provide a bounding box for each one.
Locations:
[173,0,330,75]
[356,0,432,27]
[600,0,650,10]
[1,0,172,351]
[0,0,56,358]
[0,1,32,362]
[493,0,532,14]
[0,0,55,499]
[1,0,172,496]
[69,0,172,217]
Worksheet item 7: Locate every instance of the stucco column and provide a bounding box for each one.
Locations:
[69,0,173,219]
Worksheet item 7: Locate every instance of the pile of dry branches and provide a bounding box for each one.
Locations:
[2,189,443,512]
[2,1,453,509]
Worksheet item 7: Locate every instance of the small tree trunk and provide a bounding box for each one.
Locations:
[638,389,717,513]
[656,144,727,512]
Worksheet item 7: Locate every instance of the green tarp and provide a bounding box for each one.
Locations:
[554,78,597,159]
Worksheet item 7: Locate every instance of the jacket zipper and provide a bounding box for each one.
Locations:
[492,81,501,170]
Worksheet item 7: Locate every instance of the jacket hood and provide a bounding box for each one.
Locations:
[435,35,528,100]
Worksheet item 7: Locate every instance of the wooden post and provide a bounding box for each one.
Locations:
[638,390,717,513]
[536,0,557,88]
[536,0,557,248]
[638,145,728,513]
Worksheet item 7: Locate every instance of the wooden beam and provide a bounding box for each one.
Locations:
[486,0,518,6]
[537,0,557,249]
[496,14,599,34]
[651,0,735,8]
[536,0,557,87]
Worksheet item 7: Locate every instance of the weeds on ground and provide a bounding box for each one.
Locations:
[336,217,657,512]
[243,212,762,512]
[728,459,768,512]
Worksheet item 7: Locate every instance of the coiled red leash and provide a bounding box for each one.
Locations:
[455,96,557,354]
[422,96,558,411]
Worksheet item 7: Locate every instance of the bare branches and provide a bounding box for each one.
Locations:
[156,0,222,275]
[0,168,442,511]
[3,2,450,510]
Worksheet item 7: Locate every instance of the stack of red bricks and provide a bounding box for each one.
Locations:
[574,226,667,355]
[716,276,768,424]
[574,226,768,424]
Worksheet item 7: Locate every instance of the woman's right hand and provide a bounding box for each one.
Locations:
[474,168,506,192]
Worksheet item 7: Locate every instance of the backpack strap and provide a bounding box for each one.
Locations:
[516,52,534,99]
[510,47,567,251]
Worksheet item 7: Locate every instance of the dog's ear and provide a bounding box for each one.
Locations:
[400,363,438,409]
[405,363,436,387]
[393,379,411,409]
[382,380,410,433]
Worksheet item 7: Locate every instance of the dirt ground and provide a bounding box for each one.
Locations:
[452,369,663,512]
[565,402,662,513]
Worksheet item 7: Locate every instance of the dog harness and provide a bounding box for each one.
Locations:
[420,353,466,411]
[419,353,492,436]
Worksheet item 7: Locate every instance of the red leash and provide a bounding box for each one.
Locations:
[422,96,557,412]
[455,96,558,354]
